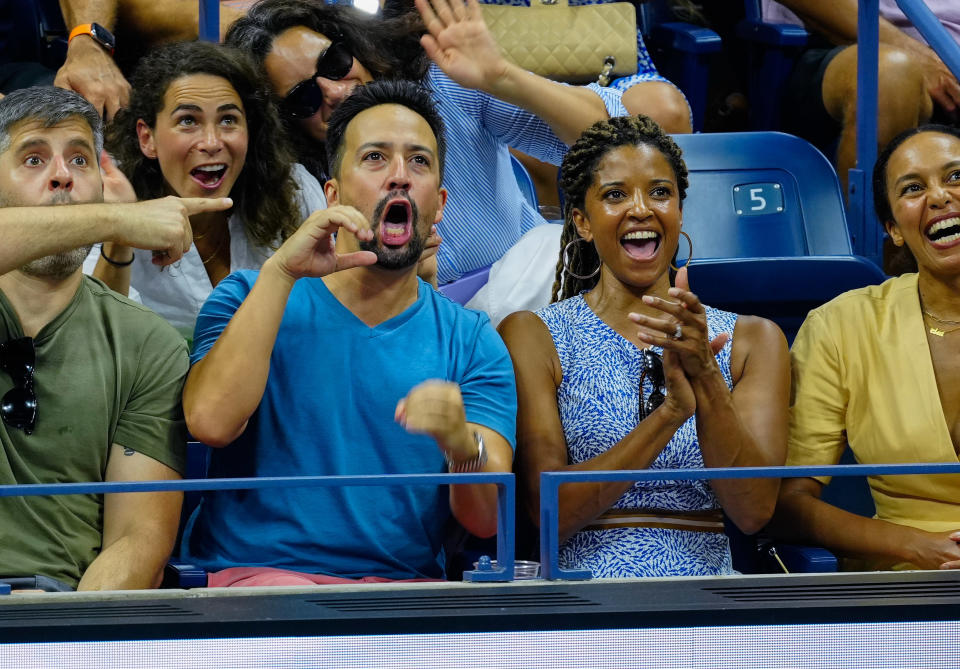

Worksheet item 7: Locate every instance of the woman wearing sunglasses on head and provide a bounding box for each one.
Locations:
[499,116,789,578]
[87,40,326,338]
[225,0,628,286]
[769,125,960,571]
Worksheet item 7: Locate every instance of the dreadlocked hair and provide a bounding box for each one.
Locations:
[552,115,688,302]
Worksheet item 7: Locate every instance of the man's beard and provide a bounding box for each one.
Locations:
[20,246,93,281]
[2,190,97,280]
[359,193,426,271]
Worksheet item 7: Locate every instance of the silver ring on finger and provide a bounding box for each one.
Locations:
[672,324,683,340]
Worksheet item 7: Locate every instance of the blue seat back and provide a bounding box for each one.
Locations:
[674,131,886,342]
[736,0,809,131]
[510,153,538,212]
[176,441,209,547]
[675,131,852,258]
[758,447,875,575]
[163,441,211,587]
[1,0,66,68]
[438,266,491,305]
[821,446,876,518]
[637,0,722,132]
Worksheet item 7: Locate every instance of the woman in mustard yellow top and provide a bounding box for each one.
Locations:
[771,124,960,571]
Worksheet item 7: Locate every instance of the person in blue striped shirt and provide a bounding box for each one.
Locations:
[226,0,630,284]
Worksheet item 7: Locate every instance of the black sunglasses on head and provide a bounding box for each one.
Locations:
[280,41,355,119]
[638,349,665,421]
[0,336,37,434]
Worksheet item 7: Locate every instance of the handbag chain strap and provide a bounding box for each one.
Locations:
[596,56,616,86]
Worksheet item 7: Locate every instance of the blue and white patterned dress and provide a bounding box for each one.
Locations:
[535,295,738,578]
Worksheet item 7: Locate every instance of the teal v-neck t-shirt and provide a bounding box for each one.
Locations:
[183,271,516,579]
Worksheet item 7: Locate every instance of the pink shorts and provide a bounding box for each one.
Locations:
[207,566,443,588]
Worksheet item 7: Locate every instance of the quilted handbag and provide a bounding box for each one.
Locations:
[479,0,638,85]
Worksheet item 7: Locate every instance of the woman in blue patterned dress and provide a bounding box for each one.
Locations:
[499,116,790,578]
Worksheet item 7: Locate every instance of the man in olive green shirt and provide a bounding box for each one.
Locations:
[0,86,229,590]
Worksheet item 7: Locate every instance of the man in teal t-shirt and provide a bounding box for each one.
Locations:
[0,86,231,591]
[182,80,517,585]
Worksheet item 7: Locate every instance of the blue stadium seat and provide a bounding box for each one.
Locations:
[438,266,491,305]
[728,517,837,574]
[510,152,538,213]
[736,0,809,131]
[162,441,210,588]
[760,447,876,573]
[754,475,876,574]
[2,0,67,69]
[820,448,876,519]
[674,131,886,343]
[759,541,839,573]
[181,441,209,534]
[637,0,722,132]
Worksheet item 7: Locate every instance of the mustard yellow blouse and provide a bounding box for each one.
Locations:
[789,273,960,541]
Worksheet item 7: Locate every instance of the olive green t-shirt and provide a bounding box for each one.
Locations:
[0,276,188,588]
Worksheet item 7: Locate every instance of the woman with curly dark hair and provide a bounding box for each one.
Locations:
[226,0,430,180]
[499,115,789,578]
[89,40,326,337]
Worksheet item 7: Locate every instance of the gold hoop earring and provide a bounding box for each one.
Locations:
[562,238,601,280]
[670,230,694,272]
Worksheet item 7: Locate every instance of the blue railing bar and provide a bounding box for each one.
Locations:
[539,461,960,580]
[2,471,516,582]
[463,472,517,582]
[851,0,880,262]
[540,473,573,581]
[0,472,512,497]
[896,0,960,79]
[540,462,960,485]
[198,0,220,43]
[9,462,956,498]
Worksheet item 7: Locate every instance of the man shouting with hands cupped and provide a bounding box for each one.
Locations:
[180,80,516,586]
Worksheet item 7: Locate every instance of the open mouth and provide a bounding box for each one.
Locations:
[925,216,960,248]
[380,200,413,247]
[620,229,661,260]
[190,164,228,190]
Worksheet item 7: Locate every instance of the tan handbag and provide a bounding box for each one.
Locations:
[480,0,638,85]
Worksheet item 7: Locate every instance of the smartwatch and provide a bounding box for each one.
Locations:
[68,23,116,56]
